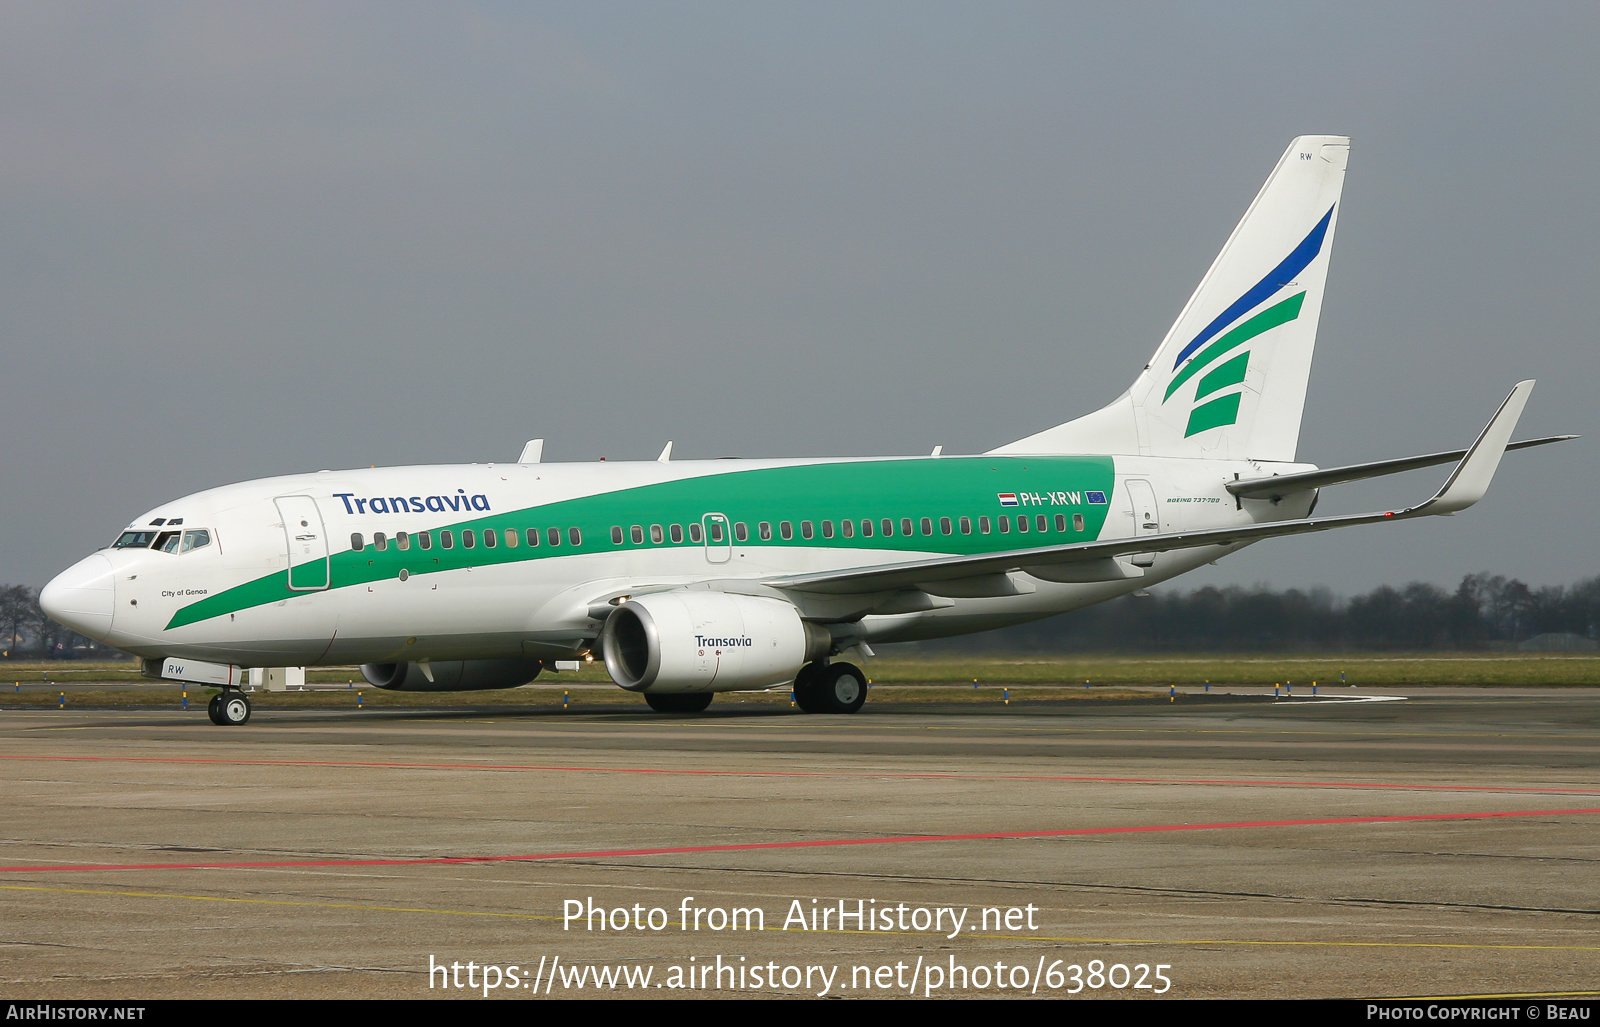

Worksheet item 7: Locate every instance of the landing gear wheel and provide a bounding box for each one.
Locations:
[644,692,714,713]
[206,693,225,725]
[816,662,867,714]
[218,692,251,725]
[791,662,828,714]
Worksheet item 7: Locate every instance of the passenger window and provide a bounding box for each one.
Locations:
[734,523,748,542]
[463,530,476,548]
[959,516,972,535]
[504,529,517,548]
[841,520,854,539]
[397,531,411,551]
[821,520,834,539]
[997,516,1009,534]
[441,531,455,549]
[650,524,664,544]
[670,524,684,543]
[901,518,913,537]
[860,519,873,537]
[1055,514,1067,532]
[759,522,772,541]
[375,532,388,551]
[1073,513,1085,532]
[612,526,624,545]
[880,519,893,537]
[547,527,561,547]
[568,527,581,546]
[939,517,952,536]
[526,529,539,547]
[921,517,933,536]
[631,525,644,544]
[709,522,724,543]
[801,521,814,540]
[155,531,181,553]
[689,523,703,543]
[483,529,496,548]
[351,533,365,551]
[1016,515,1028,533]
[419,532,433,550]
[979,516,991,534]
[180,529,211,553]
[1037,515,1048,532]
[779,521,792,541]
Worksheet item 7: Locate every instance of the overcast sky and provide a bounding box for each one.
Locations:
[3,1,1595,596]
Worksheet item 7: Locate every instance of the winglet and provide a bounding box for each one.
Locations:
[519,439,544,464]
[1415,381,1534,516]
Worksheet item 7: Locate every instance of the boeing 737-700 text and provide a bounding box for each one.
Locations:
[39,136,1574,723]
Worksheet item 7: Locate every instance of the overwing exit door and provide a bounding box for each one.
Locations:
[275,496,330,590]
[702,513,731,564]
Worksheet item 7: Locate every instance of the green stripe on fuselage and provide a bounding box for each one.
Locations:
[1164,291,1304,402]
[165,456,1116,630]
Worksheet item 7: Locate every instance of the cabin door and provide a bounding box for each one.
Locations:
[275,496,331,590]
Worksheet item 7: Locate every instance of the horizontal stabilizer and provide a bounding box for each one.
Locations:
[1229,433,1577,501]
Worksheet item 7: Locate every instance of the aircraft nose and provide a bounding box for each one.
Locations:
[39,554,116,639]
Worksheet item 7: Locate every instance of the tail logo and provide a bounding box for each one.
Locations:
[1163,205,1334,437]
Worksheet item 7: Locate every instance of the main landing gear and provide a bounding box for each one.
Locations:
[207,689,251,726]
[644,692,714,713]
[792,661,866,714]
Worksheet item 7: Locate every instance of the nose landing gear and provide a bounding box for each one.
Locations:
[206,690,252,725]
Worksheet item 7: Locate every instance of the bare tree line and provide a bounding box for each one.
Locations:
[908,573,1600,653]
[0,584,120,660]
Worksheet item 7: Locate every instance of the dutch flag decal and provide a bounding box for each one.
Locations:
[997,493,1019,507]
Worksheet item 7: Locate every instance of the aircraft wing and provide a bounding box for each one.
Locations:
[765,381,1539,598]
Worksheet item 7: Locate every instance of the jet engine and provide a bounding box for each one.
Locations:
[360,658,544,691]
[599,591,829,693]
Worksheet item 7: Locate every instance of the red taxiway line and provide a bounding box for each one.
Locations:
[0,752,1595,796]
[1,808,1594,874]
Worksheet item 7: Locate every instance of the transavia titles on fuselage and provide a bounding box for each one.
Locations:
[40,136,1575,724]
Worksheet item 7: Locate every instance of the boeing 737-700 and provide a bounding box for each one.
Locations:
[39,135,1573,724]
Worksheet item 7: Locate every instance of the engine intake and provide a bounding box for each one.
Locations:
[600,592,828,693]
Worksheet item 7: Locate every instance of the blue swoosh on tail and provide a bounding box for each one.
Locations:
[1171,204,1335,370]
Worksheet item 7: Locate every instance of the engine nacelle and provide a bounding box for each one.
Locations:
[360,658,543,692]
[599,591,829,693]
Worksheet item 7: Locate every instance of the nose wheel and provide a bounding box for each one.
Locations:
[206,690,252,725]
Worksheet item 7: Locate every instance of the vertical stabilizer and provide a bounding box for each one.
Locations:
[992,135,1349,460]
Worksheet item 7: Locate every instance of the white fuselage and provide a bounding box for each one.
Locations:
[45,454,1314,669]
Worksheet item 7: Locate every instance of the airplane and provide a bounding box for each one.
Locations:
[39,135,1574,725]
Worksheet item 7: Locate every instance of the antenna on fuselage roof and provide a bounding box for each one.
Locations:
[658,441,673,462]
[518,439,544,464]
[930,445,943,457]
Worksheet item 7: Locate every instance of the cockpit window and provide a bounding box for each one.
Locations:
[180,529,211,553]
[154,531,181,553]
[112,530,160,549]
